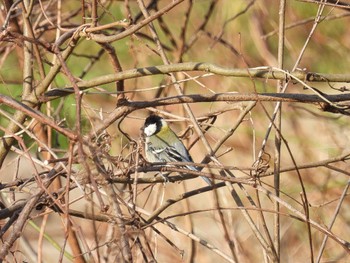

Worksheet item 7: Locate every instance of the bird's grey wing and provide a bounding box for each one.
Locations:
[146,143,169,162]
[168,143,212,185]
[171,142,213,185]
[166,141,193,162]
[147,136,212,185]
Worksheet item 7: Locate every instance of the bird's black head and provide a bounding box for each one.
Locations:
[144,115,165,137]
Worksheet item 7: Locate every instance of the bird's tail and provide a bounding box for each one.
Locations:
[186,165,213,186]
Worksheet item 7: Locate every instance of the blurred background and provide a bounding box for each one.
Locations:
[0,0,350,262]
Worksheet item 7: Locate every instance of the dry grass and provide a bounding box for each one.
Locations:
[0,0,350,262]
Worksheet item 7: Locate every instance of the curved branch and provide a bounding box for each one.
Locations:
[42,62,350,100]
[116,92,350,114]
[0,95,77,141]
[85,0,185,43]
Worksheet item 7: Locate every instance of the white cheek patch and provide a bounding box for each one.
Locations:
[144,123,157,136]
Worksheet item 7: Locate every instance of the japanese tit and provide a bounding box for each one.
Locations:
[143,114,212,185]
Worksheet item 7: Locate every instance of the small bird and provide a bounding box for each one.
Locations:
[143,114,212,185]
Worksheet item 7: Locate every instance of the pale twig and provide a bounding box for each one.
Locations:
[87,0,185,43]
[273,0,286,258]
[0,169,58,259]
[0,94,77,141]
[315,179,350,262]
[1,0,23,30]
[132,204,235,263]
[262,13,350,40]
[104,184,133,262]
[43,62,350,99]
[255,184,350,252]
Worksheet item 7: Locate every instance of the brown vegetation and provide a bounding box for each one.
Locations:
[0,0,350,262]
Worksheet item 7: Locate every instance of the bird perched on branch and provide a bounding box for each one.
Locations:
[143,114,212,185]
